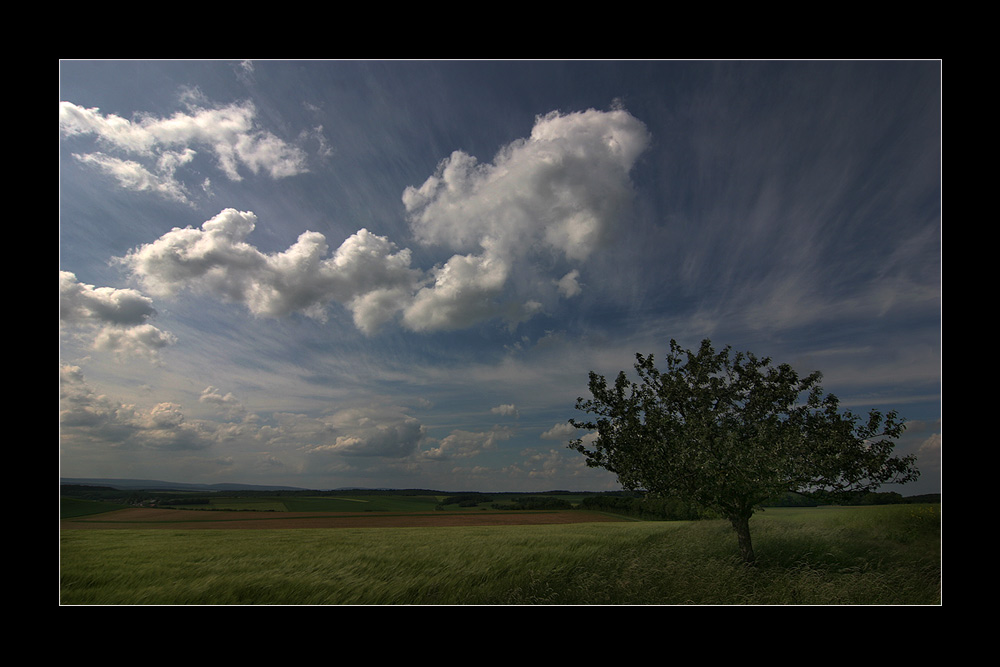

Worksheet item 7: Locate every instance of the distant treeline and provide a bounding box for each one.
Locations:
[579,495,713,521]
[60,483,939,513]
[431,493,572,511]
[159,497,210,505]
[61,485,171,506]
[493,496,573,511]
[579,490,940,521]
[438,493,493,508]
[768,491,942,506]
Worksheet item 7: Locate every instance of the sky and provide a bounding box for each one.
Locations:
[59,60,941,494]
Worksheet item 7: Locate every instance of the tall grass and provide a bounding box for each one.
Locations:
[60,505,940,605]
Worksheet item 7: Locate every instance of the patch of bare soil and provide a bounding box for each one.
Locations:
[61,508,627,530]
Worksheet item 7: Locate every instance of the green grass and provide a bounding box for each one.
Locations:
[59,504,940,605]
[60,497,131,518]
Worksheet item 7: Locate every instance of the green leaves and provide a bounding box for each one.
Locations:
[568,338,920,562]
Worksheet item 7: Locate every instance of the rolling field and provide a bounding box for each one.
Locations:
[59,502,941,605]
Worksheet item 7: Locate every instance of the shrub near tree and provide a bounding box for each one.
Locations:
[569,339,920,565]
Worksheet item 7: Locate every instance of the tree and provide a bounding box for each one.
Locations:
[568,339,919,564]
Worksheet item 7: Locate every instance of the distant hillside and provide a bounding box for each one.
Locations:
[60,478,941,504]
[60,478,307,492]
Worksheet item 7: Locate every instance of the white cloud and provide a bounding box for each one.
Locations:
[403,109,649,260]
[556,269,582,298]
[199,386,251,421]
[421,427,513,461]
[119,209,421,329]
[399,108,650,330]
[72,151,195,204]
[522,448,578,479]
[540,422,581,442]
[92,323,177,364]
[114,107,650,334]
[305,407,427,458]
[493,445,603,483]
[401,249,510,332]
[61,365,428,462]
[491,404,519,418]
[60,271,176,363]
[60,365,215,450]
[61,271,156,325]
[60,98,308,204]
[919,432,941,457]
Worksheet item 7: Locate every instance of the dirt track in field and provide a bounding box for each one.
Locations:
[61,508,628,530]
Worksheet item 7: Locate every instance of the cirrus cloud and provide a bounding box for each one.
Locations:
[60,98,309,205]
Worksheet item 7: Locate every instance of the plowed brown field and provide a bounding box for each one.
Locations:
[61,508,627,530]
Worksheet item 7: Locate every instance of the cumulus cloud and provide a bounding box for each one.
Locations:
[400,108,650,330]
[91,324,176,363]
[119,208,421,331]
[403,106,648,331]
[60,98,308,204]
[115,107,649,334]
[60,271,176,363]
[401,249,510,332]
[199,386,252,421]
[403,109,650,260]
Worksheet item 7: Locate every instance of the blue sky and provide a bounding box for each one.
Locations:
[59,60,941,494]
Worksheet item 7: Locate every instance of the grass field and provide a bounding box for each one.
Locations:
[60,497,131,518]
[59,503,940,605]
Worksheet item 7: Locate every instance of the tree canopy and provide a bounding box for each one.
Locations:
[569,339,919,564]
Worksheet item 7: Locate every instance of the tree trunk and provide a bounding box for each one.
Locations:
[728,513,756,565]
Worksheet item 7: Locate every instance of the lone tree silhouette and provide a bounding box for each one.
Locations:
[569,339,919,564]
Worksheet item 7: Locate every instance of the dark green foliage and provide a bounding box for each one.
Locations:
[436,493,494,509]
[580,494,711,520]
[820,490,904,505]
[901,493,941,504]
[569,338,920,564]
[492,496,573,511]
[762,492,820,507]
